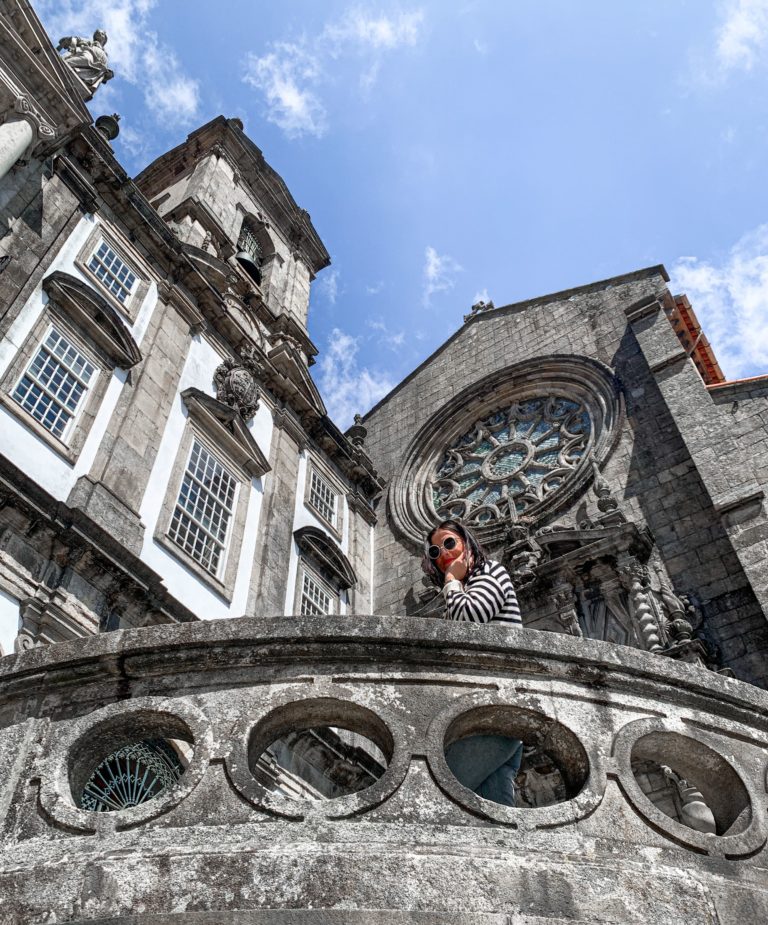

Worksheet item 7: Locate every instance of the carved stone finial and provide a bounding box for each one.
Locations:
[592,460,619,513]
[463,298,495,323]
[347,414,367,448]
[213,355,261,421]
[661,766,716,834]
[57,30,114,95]
[95,113,120,141]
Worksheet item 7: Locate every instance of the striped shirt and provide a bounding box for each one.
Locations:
[443,560,523,627]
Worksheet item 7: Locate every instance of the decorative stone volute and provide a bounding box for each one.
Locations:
[213,354,261,422]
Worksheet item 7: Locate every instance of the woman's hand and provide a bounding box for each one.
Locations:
[444,551,469,583]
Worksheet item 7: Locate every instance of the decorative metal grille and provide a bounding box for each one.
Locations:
[431,396,591,525]
[308,468,337,526]
[300,569,333,615]
[169,440,237,576]
[88,240,137,304]
[12,327,96,439]
[79,739,184,812]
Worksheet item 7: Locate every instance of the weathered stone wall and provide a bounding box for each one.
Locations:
[1,617,767,924]
[0,163,82,332]
[363,269,768,686]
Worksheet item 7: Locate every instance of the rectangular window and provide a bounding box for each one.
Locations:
[88,240,137,305]
[12,327,96,440]
[168,440,238,577]
[300,569,332,616]
[308,468,337,527]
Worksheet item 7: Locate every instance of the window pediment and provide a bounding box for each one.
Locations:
[42,271,141,369]
[294,526,356,590]
[181,388,270,479]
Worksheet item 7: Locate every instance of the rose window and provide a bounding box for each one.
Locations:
[431,397,591,525]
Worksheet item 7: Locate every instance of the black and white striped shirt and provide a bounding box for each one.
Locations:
[443,560,522,627]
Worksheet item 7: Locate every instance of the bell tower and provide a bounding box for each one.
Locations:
[134,115,330,334]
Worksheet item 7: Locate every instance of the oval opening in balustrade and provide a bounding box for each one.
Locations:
[630,731,751,836]
[443,705,589,809]
[69,710,193,813]
[248,698,392,802]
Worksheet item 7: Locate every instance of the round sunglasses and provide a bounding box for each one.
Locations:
[428,535,460,560]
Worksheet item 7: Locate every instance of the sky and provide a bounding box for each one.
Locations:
[35,0,768,428]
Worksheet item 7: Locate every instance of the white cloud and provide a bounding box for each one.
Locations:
[473,38,489,55]
[366,317,405,350]
[472,287,490,304]
[243,43,327,139]
[715,0,768,71]
[317,328,395,428]
[324,9,425,51]
[243,7,425,139]
[117,122,151,160]
[366,280,384,294]
[423,245,462,306]
[36,0,199,125]
[316,267,340,304]
[670,224,768,379]
[35,0,199,124]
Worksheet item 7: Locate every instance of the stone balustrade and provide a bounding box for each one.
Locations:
[0,616,767,924]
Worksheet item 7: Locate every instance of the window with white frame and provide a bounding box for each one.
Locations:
[87,240,137,306]
[308,467,338,528]
[11,326,97,441]
[300,568,333,615]
[168,440,238,577]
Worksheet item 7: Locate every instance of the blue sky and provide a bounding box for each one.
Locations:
[37,0,768,427]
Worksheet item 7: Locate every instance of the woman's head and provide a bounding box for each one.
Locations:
[422,519,487,586]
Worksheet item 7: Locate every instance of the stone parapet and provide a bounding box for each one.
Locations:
[1,617,767,923]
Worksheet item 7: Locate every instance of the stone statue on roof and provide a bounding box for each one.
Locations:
[57,29,114,95]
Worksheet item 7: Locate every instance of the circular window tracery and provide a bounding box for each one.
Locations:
[432,397,591,525]
[388,356,623,547]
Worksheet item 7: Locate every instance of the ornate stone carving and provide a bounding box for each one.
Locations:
[618,559,663,652]
[432,396,591,527]
[213,354,261,422]
[552,584,582,636]
[13,96,55,140]
[661,766,716,834]
[463,298,495,323]
[57,30,114,94]
[592,460,618,513]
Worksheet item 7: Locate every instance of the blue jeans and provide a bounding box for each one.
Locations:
[445,735,524,807]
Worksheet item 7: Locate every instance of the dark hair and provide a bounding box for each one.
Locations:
[421,519,488,588]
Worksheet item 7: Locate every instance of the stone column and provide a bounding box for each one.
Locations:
[0,96,56,182]
[618,556,663,653]
[246,406,305,615]
[0,115,33,181]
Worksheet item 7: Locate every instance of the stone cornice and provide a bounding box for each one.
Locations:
[0,454,197,627]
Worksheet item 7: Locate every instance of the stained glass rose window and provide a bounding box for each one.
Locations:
[431,396,591,525]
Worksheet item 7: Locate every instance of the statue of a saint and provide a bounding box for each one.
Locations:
[57,30,114,94]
